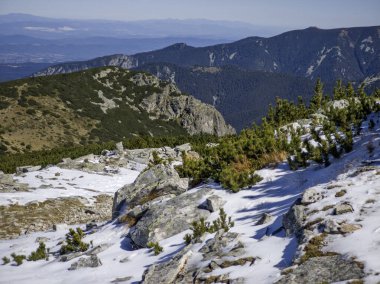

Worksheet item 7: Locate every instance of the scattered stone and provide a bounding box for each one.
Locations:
[199,230,245,260]
[339,223,362,234]
[35,236,49,243]
[68,255,102,270]
[86,243,112,255]
[205,195,225,212]
[276,255,364,284]
[256,213,273,225]
[334,203,354,215]
[16,165,42,174]
[53,223,68,231]
[301,188,323,205]
[119,256,129,263]
[111,276,132,283]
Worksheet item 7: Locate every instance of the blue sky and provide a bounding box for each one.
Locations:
[0,0,379,28]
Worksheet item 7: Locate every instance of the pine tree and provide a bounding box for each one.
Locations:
[310,78,324,112]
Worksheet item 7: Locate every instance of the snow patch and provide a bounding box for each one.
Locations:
[229,52,237,60]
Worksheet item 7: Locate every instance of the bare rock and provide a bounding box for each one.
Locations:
[113,164,188,218]
[301,188,323,205]
[334,203,354,215]
[256,213,273,225]
[283,199,306,237]
[129,189,211,247]
[276,255,364,284]
[205,195,225,212]
[68,254,102,270]
[141,246,192,284]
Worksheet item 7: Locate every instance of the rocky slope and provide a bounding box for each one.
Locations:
[0,67,234,153]
[0,115,379,283]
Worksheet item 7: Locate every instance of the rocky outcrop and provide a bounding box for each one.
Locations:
[142,230,250,284]
[139,87,236,136]
[0,195,112,239]
[276,255,364,284]
[129,188,211,248]
[282,199,306,238]
[113,164,188,218]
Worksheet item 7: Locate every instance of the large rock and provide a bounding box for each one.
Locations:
[205,195,225,212]
[113,164,188,217]
[141,230,247,284]
[256,213,273,225]
[142,246,193,284]
[334,203,354,215]
[199,230,245,260]
[301,188,323,205]
[276,255,364,284]
[282,199,306,237]
[140,91,236,136]
[129,188,211,247]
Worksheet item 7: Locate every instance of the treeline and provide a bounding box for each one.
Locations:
[177,80,380,191]
[0,134,219,174]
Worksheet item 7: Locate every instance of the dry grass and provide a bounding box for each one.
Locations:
[300,233,338,263]
[335,189,347,197]
[258,151,288,167]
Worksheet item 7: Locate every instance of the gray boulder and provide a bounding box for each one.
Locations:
[199,230,245,260]
[68,255,102,270]
[334,203,354,215]
[113,164,188,218]
[301,188,323,205]
[276,255,364,284]
[16,165,42,174]
[142,246,193,284]
[205,195,225,212]
[129,188,211,247]
[283,199,306,237]
[256,213,273,225]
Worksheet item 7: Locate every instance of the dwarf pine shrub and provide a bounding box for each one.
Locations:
[147,241,163,255]
[60,228,89,255]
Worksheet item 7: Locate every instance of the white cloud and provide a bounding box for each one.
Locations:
[23,26,76,32]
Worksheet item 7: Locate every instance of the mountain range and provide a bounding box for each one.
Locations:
[32,25,380,130]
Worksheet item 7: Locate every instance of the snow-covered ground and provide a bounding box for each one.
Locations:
[1,166,140,206]
[0,123,379,283]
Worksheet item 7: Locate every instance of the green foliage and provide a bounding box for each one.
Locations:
[184,208,234,244]
[11,253,26,266]
[60,228,89,255]
[28,242,48,261]
[147,241,163,255]
[2,256,10,265]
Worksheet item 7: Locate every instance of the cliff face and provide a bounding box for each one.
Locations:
[141,92,236,136]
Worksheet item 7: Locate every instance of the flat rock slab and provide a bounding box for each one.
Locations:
[276,255,364,284]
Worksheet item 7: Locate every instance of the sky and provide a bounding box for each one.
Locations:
[0,0,379,29]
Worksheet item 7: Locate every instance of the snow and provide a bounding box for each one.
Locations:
[362,36,373,43]
[0,166,139,206]
[208,52,215,66]
[1,119,380,283]
[229,52,237,60]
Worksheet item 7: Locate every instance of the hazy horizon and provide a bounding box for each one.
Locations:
[1,0,379,31]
